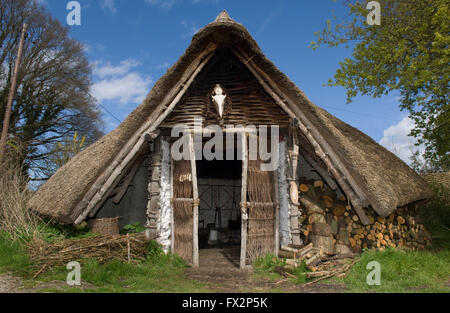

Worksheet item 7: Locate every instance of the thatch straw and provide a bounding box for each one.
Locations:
[28,10,433,224]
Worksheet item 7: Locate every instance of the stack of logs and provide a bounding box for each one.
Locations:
[297,178,432,254]
[276,243,357,281]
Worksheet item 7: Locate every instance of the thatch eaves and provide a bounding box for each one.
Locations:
[28,11,434,223]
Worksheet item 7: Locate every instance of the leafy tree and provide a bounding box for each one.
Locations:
[0,0,103,180]
[311,0,449,172]
[39,132,86,179]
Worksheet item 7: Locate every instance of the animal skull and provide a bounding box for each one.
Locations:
[211,84,226,118]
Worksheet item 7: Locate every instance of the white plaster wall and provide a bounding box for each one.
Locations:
[157,139,172,253]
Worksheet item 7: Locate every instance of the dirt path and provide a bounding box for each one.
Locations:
[0,273,96,293]
[185,247,348,293]
[0,274,22,293]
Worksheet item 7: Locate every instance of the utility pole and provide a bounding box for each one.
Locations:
[0,23,27,164]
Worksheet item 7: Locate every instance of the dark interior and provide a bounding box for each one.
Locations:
[197,157,242,250]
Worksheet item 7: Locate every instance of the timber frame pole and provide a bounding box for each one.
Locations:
[240,132,248,269]
[0,23,27,164]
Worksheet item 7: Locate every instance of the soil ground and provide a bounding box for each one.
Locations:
[184,247,347,293]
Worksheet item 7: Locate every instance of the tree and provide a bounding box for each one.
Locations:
[311,0,449,172]
[0,0,103,180]
[40,132,86,179]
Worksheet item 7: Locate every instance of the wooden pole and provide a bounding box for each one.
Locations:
[240,133,248,269]
[232,48,370,225]
[0,23,27,163]
[189,132,199,268]
[273,169,280,256]
[72,46,216,224]
[127,233,131,263]
[170,155,175,253]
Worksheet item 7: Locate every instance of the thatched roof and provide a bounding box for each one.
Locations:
[28,11,434,223]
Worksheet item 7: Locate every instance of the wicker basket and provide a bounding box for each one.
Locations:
[89,217,120,235]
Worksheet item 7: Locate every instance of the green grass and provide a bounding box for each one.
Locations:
[0,233,209,293]
[253,190,450,293]
[333,248,450,293]
[0,234,31,275]
[253,253,311,284]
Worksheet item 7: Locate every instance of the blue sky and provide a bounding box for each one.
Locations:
[38,0,421,163]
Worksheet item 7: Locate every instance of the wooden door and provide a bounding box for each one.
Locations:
[240,133,277,268]
[172,133,199,266]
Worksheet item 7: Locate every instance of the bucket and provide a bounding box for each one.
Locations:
[208,229,219,245]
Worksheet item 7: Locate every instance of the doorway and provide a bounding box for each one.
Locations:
[196,158,242,267]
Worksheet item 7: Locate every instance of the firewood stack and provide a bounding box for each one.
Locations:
[297,178,432,254]
[276,243,357,282]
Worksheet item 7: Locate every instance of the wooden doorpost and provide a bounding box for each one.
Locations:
[189,132,199,267]
[240,132,248,269]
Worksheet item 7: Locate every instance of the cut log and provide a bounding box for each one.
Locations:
[311,223,332,237]
[299,184,309,193]
[278,250,297,259]
[300,196,324,214]
[313,180,324,190]
[335,243,352,255]
[333,204,346,217]
[310,234,334,254]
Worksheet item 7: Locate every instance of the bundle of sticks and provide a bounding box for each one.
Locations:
[27,232,155,275]
[275,243,357,284]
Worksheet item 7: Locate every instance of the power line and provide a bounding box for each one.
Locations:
[320,104,403,123]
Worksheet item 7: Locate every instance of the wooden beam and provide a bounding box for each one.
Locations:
[234,47,370,208]
[302,153,338,191]
[232,48,370,226]
[88,147,146,219]
[144,130,161,142]
[112,160,140,204]
[240,132,248,269]
[189,132,199,268]
[72,45,216,224]
[170,156,175,253]
[273,169,280,257]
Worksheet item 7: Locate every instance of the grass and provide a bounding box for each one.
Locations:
[334,248,450,292]
[252,187,450,293]
[0,172,448,293]
[0,233,209,293]
[253,253,311,284]
[0,234,31,275]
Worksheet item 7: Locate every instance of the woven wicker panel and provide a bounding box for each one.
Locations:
[172,160,193,263]
[246,158,275,264]
[162,50,290,128]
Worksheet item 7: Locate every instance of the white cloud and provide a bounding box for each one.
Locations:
[91,59,152,105]
[101,0,117,13]
[93,59,141,78]
[379,116,424,164]
[144,0,219,10]
[144,0,180,10]
[181,20,200,38]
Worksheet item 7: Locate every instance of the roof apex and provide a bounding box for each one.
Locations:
[215,10,233,22]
